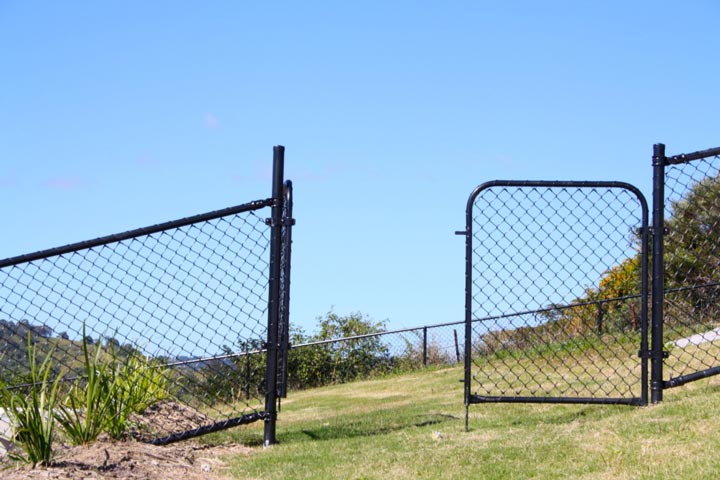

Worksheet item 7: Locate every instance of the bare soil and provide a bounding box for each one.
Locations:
[1,401,255,480]
[0,441,252,480]
[1,440,252,479]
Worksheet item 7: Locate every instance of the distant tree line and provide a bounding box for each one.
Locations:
[192,311,455,404]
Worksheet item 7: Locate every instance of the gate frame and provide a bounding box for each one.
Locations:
[460,180,650,428]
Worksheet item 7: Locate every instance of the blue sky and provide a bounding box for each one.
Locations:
[1,1,718,334]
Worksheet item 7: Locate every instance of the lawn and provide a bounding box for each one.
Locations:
[205,365,720,479]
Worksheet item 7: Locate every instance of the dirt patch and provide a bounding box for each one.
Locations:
[129,400,215,441]
[1,401,256,479]
[1,440,252,479]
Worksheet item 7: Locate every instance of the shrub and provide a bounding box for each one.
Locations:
[286,311,392,388]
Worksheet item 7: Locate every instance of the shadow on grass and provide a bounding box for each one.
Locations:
[498,404,632,428]
[296,412,460,442]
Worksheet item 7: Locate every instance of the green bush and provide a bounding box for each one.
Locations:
[194,311,393,403]
[286,311,391,389]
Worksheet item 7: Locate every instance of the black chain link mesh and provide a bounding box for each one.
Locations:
[663,153,720,382]
[469,185,646,401]
[0,203,274,443]
[276,322,464,392]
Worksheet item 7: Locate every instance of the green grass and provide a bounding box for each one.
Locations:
[206,365,720,479]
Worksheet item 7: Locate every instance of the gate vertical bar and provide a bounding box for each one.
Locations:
[638,184,650,406]
[462,197,474,431]
[263,145,285,446]
[650,143,666,404]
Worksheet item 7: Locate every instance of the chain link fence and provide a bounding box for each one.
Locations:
[287,320,464,386]
[0,147,292,445]
[464,182,649,405]
[658,146,720,388]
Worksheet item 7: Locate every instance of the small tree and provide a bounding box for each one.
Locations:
[314,311,391,384]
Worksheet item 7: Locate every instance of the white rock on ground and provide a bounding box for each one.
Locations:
[0,408,15,457]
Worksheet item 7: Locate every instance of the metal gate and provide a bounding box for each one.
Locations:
[459,181,649,424]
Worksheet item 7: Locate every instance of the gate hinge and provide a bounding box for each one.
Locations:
[638,350,669,359]
[638,227,670,236]
[265,218,296,227]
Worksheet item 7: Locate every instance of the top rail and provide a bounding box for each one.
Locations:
[0,198,274,269]
[666,146,720,165]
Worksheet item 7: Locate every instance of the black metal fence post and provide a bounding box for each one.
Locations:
[263,145,285,446]
[422,327,428,366]
[650,143,666,404]
[453,329,461,364]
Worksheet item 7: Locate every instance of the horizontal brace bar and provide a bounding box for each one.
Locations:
[468,395,643,406]
[148,411,267,445]
[667,146,720,165]
[663,366,720,389]
[0,198,275,268]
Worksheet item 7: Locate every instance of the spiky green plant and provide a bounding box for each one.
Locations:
[0,334,63,466]
[54,327,115,445]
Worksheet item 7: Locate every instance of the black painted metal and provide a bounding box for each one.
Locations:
[277,180,294,400]
[263,145,285,446]
[422,327,428,366]
[651,143,667,403]
[463,180,649,417]
[469,395,644,406]
[666,146,720,165]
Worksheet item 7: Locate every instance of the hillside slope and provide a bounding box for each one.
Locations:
[215,365,720,479]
